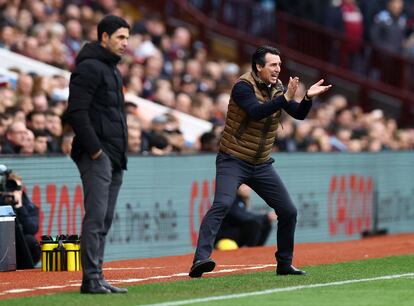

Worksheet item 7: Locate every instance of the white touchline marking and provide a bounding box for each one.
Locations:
[219,264,275,268]
[0,264,288,296]
[140,273,414,306]
[110,264,275,283]
[35,286,67,290]
[104,267,165,271]
[3,288,35,294]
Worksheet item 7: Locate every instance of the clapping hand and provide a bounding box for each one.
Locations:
[284,76,300,101]
[306,79,332,99]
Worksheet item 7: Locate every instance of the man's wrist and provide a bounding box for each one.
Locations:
[304,91,312,101]
[91,149,103,160]
[284,93,293,101]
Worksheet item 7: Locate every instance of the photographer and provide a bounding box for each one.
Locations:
[0,170,40,269]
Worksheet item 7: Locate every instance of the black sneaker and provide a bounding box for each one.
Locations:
[189,258,216,278]
[100,279,128,293]
[276,265,306,276]
[80,279,111,294]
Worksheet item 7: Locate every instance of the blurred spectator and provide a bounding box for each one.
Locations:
[15,73,34,98]
[124,99,139,116]
[142,54,164,98]
[125,74,143,97]
[128,125,143,154]
[293,121,314,151]
[163,112,185,152]
[17,96,34,115]
[0,113,11,142]
[213,93,230,124]
[127,113,149,153]
[370,0,406,53]
[325,0,364,69]
[1,120,27,154]
[45,111,62,152]
[148,132,172,155]
[32,92,49,112]
[191,93,214,121]
[33,129,49,154]
[359,0,387,41]
[64,19,83,68]
[20,129,35,155]
[330,127,352,151]
[26,111,46,132]
[0,87,15,111]
[175,92,192,114]
[275,117,297,152]
[169,27,192,60]
[199,131,219,153]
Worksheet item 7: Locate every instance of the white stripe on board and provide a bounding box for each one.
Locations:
[141,273,414,306]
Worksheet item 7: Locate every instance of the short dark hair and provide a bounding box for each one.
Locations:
[97,15,130,41]
[251,45,280,73]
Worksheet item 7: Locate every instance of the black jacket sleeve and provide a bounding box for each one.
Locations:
[66,60,102,156]
[232,81,313,120]
[15,192,39,235]
[231,82,288,120]
[283,98,313,120]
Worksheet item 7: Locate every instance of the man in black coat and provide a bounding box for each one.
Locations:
[66,15,129,294]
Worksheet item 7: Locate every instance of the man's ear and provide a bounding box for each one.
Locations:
[101,32,109,44]
[256,64,262,72]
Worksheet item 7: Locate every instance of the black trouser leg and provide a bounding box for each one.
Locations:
[247,162,297,267]
[98,168,123,278]
[76,152,122,280]
[193,153,247,261]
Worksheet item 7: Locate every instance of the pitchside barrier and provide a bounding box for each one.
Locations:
[1,152,414,261]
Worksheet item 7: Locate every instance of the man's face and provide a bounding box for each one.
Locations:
[31,114,46,130]
[128,128,141,153]
[34,136,48,154]
[102,27,129,57]
[46,115,62,137]
[256,53,281,85]
[7,123,27,146]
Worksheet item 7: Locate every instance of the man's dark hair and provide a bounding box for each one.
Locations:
[251,45,281,73]
[200,132,218,152]
[26,111,45,122]
[97,15,130,41]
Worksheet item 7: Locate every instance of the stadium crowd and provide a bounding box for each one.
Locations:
[279,0,414,57]
[1,0,414,157]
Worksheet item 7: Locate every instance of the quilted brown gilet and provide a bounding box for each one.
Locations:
[219,72,284,164]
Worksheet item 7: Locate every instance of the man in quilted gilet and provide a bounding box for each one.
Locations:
[189,45,331,278]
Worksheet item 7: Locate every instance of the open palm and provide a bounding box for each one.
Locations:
[307,79,332,98]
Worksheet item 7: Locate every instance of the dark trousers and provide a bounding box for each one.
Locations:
[75,152,123,280]
[15,222,40,269]
[194,152,297,267]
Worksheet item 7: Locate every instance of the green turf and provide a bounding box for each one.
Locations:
[1,254,413,306]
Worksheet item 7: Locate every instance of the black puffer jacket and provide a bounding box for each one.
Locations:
[66,42,128,170]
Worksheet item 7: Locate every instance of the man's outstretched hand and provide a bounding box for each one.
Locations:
[306,79,332,99]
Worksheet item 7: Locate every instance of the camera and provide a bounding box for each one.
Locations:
[0,164,19,206]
